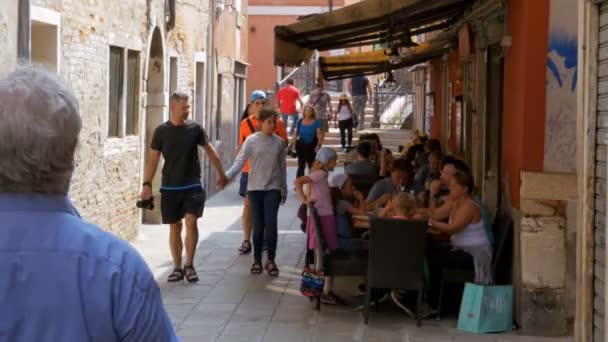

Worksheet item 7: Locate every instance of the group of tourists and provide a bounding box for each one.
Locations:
[294,128,495,313]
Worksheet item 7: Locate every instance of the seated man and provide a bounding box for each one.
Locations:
[346,140,379,182]
[366,159,424,207]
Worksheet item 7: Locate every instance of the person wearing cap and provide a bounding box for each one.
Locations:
[226,108,288,276]
[307,82,333,133]
[333,93,356,152]
[294,147,339,304]
[235,90,287,256]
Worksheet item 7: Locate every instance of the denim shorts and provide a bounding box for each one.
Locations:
[238,172,248,197]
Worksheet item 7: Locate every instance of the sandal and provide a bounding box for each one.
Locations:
[167,268,184,282]
[238,240,252,255]
[265,261,279,277]
[183,265,199,283]
[321,292,339,305]
[250,262,263,274]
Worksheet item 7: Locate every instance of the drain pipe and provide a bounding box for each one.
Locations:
[17,0,30,60]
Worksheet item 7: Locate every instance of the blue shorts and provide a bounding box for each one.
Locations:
[239,172,248,197]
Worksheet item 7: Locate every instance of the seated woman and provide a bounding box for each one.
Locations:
[330,174,367,251]
[427,171,493,287]
[414,139,442,185]
[366,133,394,178]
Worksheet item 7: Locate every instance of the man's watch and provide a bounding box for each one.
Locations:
[142,181,152,188]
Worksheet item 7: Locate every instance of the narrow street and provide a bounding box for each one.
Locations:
[133,168,573,342]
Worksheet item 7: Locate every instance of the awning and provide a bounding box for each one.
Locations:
[318,31,456,80]
[274,0,473,66]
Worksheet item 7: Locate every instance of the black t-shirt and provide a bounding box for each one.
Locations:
[151,120,208,188]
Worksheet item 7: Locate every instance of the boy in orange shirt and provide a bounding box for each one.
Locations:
[236,90,287,255]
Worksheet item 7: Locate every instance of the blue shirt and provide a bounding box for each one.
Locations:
[297,119,321,144]
[0,194,179,342]
[351,76,369,96]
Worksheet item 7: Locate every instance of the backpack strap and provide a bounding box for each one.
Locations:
[242,118,256,143]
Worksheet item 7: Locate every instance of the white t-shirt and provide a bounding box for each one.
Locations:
[337,105,353,121]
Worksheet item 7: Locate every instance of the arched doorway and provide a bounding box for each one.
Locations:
[142,27,165,224]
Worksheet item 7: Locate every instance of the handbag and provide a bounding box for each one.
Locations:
[300,266,325,298]
[457,282,513,333]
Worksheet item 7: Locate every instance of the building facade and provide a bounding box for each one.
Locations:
[416,0,581,337]
[247,0,346,96]
[0,0,248,240]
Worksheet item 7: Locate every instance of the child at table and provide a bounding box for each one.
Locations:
[378,192,425,219]
[329,173,366,251]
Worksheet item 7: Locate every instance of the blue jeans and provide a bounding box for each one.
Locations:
[281,113,299,136]
[247,190,281,263]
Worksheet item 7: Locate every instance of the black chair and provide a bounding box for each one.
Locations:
[435,207,514,319]
[363,218,428,326]
[308,205,368,311]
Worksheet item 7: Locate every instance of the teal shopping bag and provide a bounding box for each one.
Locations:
[457,282,513,333]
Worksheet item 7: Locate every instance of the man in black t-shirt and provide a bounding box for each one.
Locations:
[140,91,228,283]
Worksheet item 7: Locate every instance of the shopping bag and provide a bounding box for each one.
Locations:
[457,282,513,333]
[300,266,325,298]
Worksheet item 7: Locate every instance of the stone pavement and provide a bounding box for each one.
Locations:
[132,169,573,342]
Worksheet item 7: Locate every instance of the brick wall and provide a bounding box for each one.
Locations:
[28,0,211,240]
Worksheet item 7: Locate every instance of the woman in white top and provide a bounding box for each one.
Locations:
[428,170,493,285]
[333,93,356,152]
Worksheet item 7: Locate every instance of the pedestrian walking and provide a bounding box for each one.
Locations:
[225,108,288,277]
[333,93,356,152]
[141,91,228,283]
[292,105,324,178]
[348,74,373,130]
[307,82,333,133]
[236,90,287,256]
[276,78,304,137]
[0,65,178,341]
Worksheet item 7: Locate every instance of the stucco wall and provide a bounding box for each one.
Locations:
[0,2,19,72]
[544,0,578,173]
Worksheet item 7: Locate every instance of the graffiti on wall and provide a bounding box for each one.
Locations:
[544,0,578,173]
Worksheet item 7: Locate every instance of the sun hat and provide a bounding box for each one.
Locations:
[250,90,267,103]
[330,174,349,189]
[339,93,349,101]
[315,147,338,164]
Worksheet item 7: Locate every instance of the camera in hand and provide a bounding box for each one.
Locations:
[136,196,154,210]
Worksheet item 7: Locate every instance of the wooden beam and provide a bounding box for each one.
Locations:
[279,0,469,42]
[575,1,599,341]
[292,4,466,48]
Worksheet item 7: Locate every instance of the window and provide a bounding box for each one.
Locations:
[108,47,124,137]
[108,46,140,137]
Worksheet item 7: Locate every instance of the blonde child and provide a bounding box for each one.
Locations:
[379,192,424,219]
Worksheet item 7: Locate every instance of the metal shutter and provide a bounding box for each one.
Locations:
[595,3,608,341]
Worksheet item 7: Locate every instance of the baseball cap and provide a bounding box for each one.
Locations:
[250,90,267,103]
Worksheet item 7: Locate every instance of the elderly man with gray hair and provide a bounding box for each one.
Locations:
[0,66,178,341]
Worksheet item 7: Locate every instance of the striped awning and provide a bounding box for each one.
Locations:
[274,0,473,66]
[318,31,456,80]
